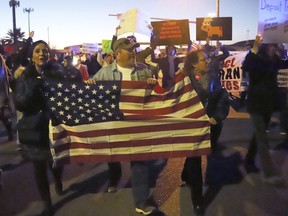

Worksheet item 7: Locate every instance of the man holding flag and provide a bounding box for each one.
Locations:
[45,37,211,215]
[87,37,159,215]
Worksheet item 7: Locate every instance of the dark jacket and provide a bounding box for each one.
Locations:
[14,62,66,113]
[208,46,230,77]
[14,62,66,146]
[243,51,288,114]
[151,53,183,88]
[186,69,230,123]
[64,66,83,82]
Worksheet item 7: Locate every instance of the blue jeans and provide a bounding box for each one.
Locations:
[131,160,150,205]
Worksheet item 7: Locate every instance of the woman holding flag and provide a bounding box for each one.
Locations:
[13,39,65,216]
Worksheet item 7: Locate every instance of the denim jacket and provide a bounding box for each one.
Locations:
[93,61,153,81]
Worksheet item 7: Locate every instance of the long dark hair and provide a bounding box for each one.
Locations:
[184,50,200,71]
[257,43,277,60]
[28,40,51,60]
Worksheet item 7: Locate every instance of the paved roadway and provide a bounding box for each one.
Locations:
[0,108,288,216]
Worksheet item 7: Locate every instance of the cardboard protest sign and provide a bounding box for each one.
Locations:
[151,19,190,46]
[82,43,99,54]
[220,51,249,93]
[278,69,288,87]
[196,17,232,41]
[258,0,288,43]
[69,45,81,55]
[101,40,112,53]
[117,8,153,36]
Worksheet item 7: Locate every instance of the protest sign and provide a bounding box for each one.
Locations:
[69,45,80,55]
[117,8,153,36]
[82,43,99,54]
[278,68,288,87]
[220,51,249,92]
[151,19,190,46]
[196,17,232,41]
[258,0,288,43]
[101,40,112,53]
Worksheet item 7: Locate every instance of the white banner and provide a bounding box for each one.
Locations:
[220,51,249,93]
[69,46,81,55]
[117,8,152,36]
[258,0,288,43]
[82,43,99,54]
[220,51,288,92]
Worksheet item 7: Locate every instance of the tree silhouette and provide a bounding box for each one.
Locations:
[5,28,25,44]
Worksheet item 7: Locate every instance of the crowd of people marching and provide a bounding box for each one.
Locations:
[0,26,287,216]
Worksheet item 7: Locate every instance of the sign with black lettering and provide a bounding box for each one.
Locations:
[220,51,249,93]
[196,17,232,41]
[258,0,288,43]
[151,19,190,46]
[277,69,288,87]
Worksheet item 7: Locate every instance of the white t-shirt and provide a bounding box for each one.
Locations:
[117,64,134,80]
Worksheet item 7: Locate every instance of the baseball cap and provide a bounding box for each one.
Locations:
[127,35,137,43]
[113,38,139,52]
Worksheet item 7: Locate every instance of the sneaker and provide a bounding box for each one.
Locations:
[0,169,3,191]
[180,181,186,187]
[193,205,205,216]
[135,201,156,215]
[106,186,117,193]
[261,175,285,186]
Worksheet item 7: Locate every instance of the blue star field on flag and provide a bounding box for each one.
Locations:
[43,79,124,126]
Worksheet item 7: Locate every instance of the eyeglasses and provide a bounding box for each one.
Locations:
[199,58,210,63]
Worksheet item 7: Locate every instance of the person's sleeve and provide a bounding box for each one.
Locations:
[83,65,89,81]
[111,35,117,50]
[13,74,43,112]
[150,49,160,64]
[140,47,154,59]
[242,51,260,72]
[97,52,104,66]
[219,46,230,60]
[213,88,230,122]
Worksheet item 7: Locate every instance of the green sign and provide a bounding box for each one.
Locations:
[102,40,113,53]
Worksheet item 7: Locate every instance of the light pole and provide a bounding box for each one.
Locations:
[216,0,220,17]
[47,27,50,47]
[23,7,34,33]
[9,0,20,44]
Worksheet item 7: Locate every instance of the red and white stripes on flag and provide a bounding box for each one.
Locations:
[48,71,211,165]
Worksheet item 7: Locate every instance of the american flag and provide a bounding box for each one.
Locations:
[43,72,211,165]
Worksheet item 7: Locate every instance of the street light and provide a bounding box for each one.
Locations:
[216,0,220,17]
[23,7,34,33]
[9,0,20,44]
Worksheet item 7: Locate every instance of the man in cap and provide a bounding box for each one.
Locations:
[111,26,155,65]
[87,38,159,215]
